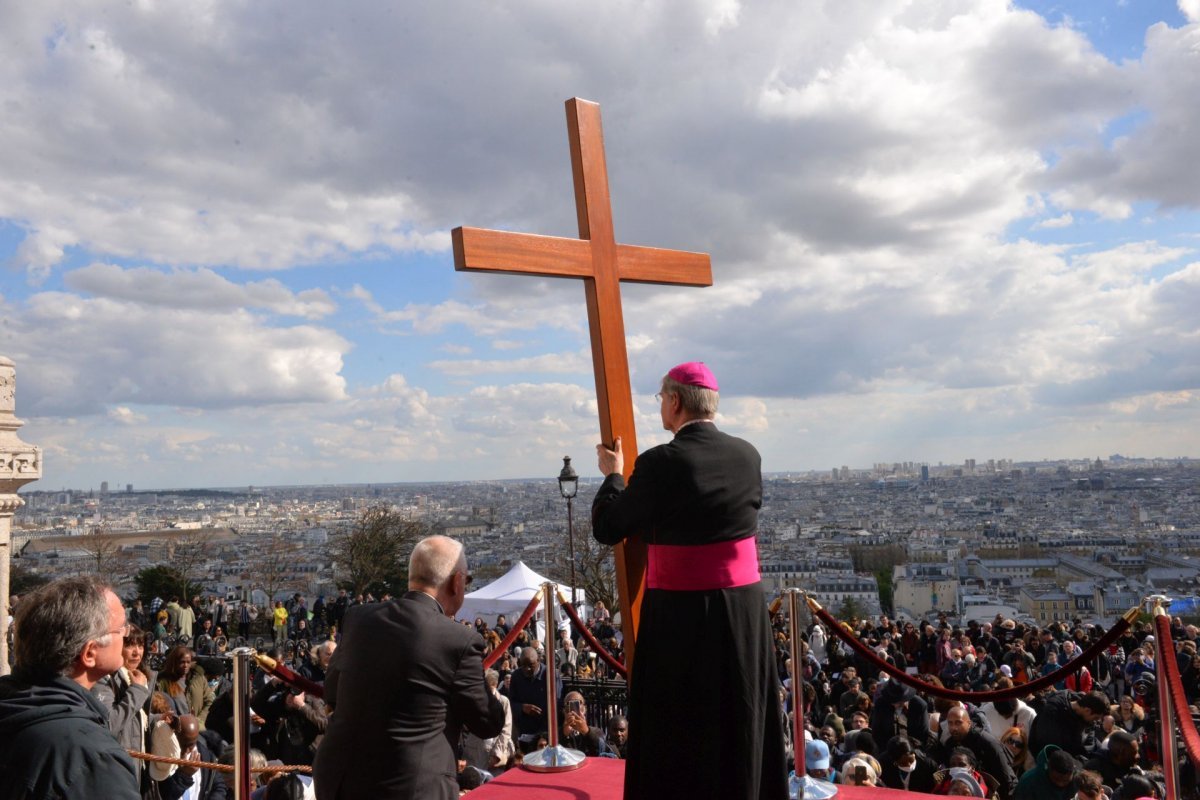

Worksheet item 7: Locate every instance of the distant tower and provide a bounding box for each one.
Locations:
[100,481,109,494]
[920,465,930,482]
[126,483,133,493]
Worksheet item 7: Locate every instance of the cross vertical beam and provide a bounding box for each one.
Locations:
[452,98,712,671]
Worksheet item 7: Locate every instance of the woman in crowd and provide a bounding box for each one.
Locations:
[1111,694,1145,735]
[93,623,156,794]
[155,645,214,726]
[999,725,1032,774]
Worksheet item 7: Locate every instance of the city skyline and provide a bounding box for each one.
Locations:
[3,1,1199,490]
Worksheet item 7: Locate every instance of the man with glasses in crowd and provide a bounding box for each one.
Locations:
[0,575,141,799]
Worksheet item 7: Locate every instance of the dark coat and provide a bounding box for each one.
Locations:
[592,422,788,800]
[934,724,1018,800]
[0,673,141,800]
[1028,691,1088,759]
[312,591,504,800]
[880,750,940,793]
[157,735,230,800]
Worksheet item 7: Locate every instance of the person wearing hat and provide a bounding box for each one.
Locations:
[869,678,931,747]
[805,738,838,784]
[593,361,787,800]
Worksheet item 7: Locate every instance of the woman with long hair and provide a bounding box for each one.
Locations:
[1111,694,1145,734]
[155,645,214,727]
[92,623,156,792]
[999,725,1032,772]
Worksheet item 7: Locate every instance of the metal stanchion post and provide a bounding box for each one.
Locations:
[1152,602,1179,800]
[231,647,255,800]
[524,582,586,772]
[788,590,837,800]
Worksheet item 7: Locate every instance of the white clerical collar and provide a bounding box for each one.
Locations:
[674,418,715,434]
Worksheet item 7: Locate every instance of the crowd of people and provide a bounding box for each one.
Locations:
[781,611,1195,799]
[1,556,630,799]
[4,572,1199,798]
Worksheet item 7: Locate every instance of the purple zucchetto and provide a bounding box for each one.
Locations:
[667,361,719,391]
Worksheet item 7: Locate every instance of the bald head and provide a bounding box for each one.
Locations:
[176,714,200,748]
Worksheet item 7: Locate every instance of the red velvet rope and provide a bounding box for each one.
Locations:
[812,603,1132,703]
[481,592,542,671]
[557,594,629,678]
[256,655,325,699]
[1154,614,1200,767]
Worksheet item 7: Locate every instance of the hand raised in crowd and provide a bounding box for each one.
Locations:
[285,691,306,710]
[562,709,589,737]
[521,703,543,717]
[129,668,148,687]
[178,744,201,777]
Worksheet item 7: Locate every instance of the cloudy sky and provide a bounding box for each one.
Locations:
[2,0,1199,490]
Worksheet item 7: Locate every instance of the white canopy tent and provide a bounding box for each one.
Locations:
[457,561,585,641]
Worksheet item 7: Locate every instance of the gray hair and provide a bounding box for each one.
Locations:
[485,669,500,688]
[660,375,718,417]
[408,535,465,590]
[14,575,113,680]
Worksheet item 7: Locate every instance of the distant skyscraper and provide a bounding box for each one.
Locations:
[920,465,930,482]
[126,483,133,493]
[100,481,109,494]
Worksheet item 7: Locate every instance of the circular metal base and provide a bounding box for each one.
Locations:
[790,772,839,799]
[522,745,587,773]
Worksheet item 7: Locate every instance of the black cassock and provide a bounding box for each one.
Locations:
[592,421,788,800]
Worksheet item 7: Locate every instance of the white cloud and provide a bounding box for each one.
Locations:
[66,264,336,318]
[107,406,146,425]
[3,0,1199,488]
[1180,0,1200,23]
[1034,213,1075,229]
[1,291,349,415]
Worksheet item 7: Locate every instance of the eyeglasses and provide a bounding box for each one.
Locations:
[654,392,663,402]
[97,623,130,640]
[1003,738,1023,747]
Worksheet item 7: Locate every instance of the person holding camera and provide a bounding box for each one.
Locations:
[558,691,603,756]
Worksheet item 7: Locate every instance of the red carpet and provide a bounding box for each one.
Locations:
[468,758,941,799]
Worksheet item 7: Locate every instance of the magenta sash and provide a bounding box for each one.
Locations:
[646,536,760,591]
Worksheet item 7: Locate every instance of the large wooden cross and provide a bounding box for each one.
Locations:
[452,98,712,669]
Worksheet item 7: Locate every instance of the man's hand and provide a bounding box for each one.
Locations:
[178,746,200,777]
[596,436,624,477]
[562,711,588,737]
[522,703,543,717]
[130,668,148,687]
[284,691,306,710]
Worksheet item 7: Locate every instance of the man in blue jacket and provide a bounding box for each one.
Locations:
[0,575,140,800]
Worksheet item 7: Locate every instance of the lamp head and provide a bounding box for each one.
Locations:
[558,455,579,499]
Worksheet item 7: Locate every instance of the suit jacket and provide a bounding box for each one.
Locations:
[313,591,504,800]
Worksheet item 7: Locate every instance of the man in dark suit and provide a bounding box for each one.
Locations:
[593,361,788,800]
[313,536,505,800]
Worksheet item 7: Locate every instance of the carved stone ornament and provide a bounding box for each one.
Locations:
[0,356,41,508]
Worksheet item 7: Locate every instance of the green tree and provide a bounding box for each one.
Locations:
[135,565,202,604]
[329,506,430,597]
[837,596,865,625]
[874,568,894,615]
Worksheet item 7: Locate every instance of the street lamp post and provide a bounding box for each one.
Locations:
[558,456,579,606]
